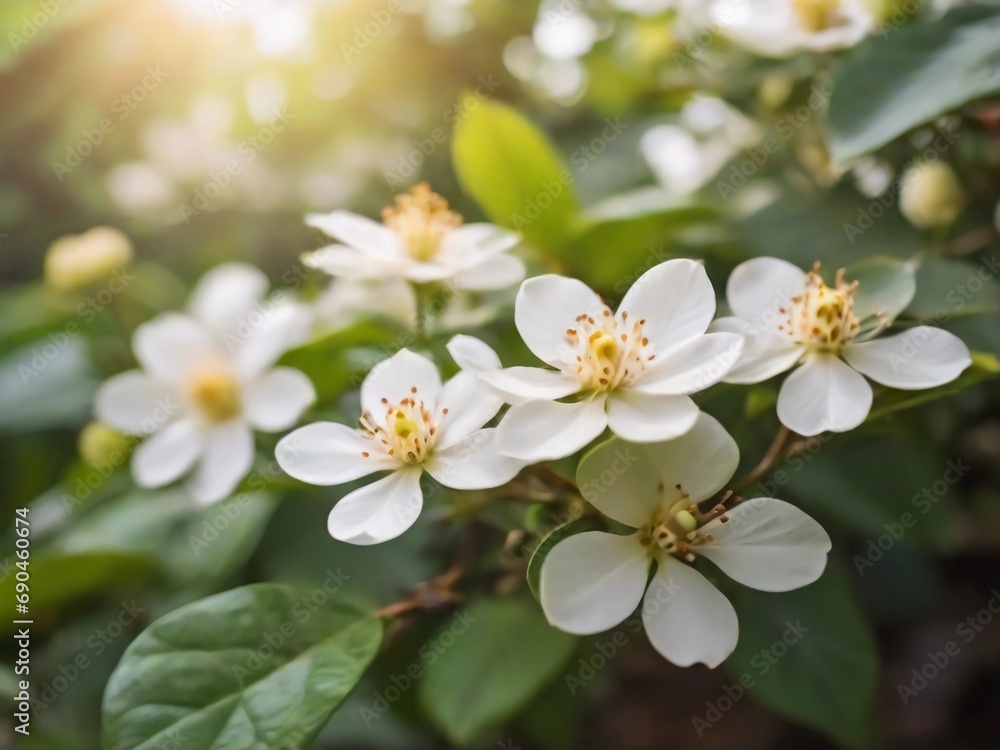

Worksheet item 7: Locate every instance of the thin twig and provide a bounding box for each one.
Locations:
[729,425,792,495]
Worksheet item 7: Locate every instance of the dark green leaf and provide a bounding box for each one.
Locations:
[722,563,878,746]
[419,598,576,744]
[102,584,382,750]
[828,6,1000,162]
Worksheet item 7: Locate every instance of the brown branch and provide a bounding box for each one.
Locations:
[728,425,792,495]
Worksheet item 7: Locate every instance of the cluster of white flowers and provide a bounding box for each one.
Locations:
[93,182,971,667]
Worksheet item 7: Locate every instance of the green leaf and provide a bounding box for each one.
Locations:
[452,98,579,249]
[49,488,278,587]
[419,598,577,744]
[828,6,1000,162]
[780,434,954,547]
[570,190,720,288]
[0,337,99,432]
[722,563,878,746]
[906,255,1000,320]
[102,584,382,750]
[0,551,159,633]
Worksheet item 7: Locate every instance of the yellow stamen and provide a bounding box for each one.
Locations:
[382,183,462,262]
[187,369,241,422]
[792,0,840,32]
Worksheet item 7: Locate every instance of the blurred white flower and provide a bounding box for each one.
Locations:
[641,96,759,195]
[95,264,314,504]
[711,257,971,436]
[706,0,877,57]
[303,183,525,291]
[541,413,831,667]
[275,349,524,545]
[448,260,744,461]
[313,276,417,332]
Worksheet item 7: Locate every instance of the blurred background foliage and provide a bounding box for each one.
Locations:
[1,0,999,748]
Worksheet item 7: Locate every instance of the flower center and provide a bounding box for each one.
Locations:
[360,389,437,465]
[791,0,841,32]
[637,483,731,563]
[779,264,860,352]
[382,182,462,262]
[187,369,242,422]
[565,308,654,392]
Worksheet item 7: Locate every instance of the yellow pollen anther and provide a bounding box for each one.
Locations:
[382,182,462,262]
[784,262,860,352]
[589,331,619,363]
[187,369,241,422]
[675,510,698,534]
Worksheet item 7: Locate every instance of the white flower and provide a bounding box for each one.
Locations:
[540,413,831,668]
[313,276,418,333]
[275,349,525,546]
[302,182,525,291]
[705,0,876,57]
[447,260,745,461]
[711,257,972,436]
[95,263,315,504]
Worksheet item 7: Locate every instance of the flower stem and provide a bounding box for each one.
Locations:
[729,425,792,496]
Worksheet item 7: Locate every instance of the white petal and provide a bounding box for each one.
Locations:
[515,275,608,368]
[315,277,417,331]
[327,468,424,545]
[699,498,831,592]
[360,349,443,418]
[477,366,580,402]
[94,371,179,435]
[617,259,717,346]
[188,263,268,331]
[276,422,396,485]
[539,531,649,635]
[576,438,666,528]
[605,390,699,443]
[426,428,524,489]
[842,327,971,390]
[497,396,608,462]
[234,301,314,379]
[777,353,873,436]
[454,253,526,291]
[580,412,738,524]
[243,367,315,432]
[441,223,520,266]
[185,420,255,505]
[131,418,203,488]
[306,210,402,258]
[434,371,503,450]
[709,317,802,384]
[133,314,224,383]
[642,558,738,668]
[635,332,744,395]
[446,334,502,372]
[303,245,400,280]
[726,257,808,322]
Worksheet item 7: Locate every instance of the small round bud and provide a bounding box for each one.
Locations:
[899,162,966,230]
[44,226,133,292]
[78,422,132,467]
[758,75,794,110]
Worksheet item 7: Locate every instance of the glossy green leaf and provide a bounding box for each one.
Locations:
[846,254,917,323]
[0,551,159,633]
[906,255,1000,320]
[722,564,878,746]
[0,337,99,432]
[780,434,955,547]
[102,584,382,750]
[50,488,278,587]
[419,598,576,744]
[828,6,1000,162]
[452,99,579,249]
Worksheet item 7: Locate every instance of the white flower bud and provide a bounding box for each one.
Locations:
[899,162,966,230]
[44,226,133,292]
